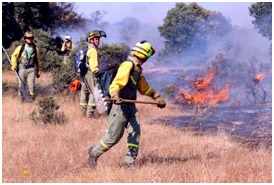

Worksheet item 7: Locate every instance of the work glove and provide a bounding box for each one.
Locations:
[151,91,166,109]
[94,71,100,78]
[111,91,122,105]
[10,66,16,71]
[155,96,166,109]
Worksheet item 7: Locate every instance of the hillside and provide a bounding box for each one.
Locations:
[2,70,272,183]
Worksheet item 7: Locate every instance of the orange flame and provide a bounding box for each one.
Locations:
[253,73,266,83]
[176,68,229,105]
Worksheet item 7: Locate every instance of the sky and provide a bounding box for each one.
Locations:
[74,2,255,29]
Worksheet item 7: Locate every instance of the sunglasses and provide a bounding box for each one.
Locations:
[24,37,34,40]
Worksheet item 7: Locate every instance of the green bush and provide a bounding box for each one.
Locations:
[52,61,78,94]
[163,83,179,99]
[30,96,66,124]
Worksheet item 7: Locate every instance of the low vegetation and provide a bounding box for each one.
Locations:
[2,70,271,183]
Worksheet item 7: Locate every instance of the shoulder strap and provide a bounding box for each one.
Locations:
[125,59,135,75]
[18,43,25,58]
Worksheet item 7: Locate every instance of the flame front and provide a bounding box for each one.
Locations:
[253,73,266,83]
[176,68,229,105]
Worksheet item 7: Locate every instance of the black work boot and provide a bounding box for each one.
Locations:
[87,112,96,119]
[88,147,97,169]
[124,162,135,168]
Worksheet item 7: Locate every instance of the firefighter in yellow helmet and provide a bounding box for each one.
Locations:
[61,34,75,65]
[88,41,166,168]
[80,30,106,118]
[11,31,42,99]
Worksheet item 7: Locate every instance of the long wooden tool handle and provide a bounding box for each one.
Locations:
[105,98,158,105]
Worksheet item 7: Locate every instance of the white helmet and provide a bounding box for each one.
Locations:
[65,34,72,41]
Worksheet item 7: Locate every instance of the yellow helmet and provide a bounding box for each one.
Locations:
[24,31,34,39]
[131,40,155,58]
[87,30,106,41]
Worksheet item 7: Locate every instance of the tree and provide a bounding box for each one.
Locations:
[2,2,87,47]
[158,3,232,55]
[2,3,22,48]
[119,17,141,43]
[249,2,272,40]
[13,2,52,32]
[89,10,108,28]
[49,2,87,34]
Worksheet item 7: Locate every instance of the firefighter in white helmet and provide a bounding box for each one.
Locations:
[88,40,166,168]
[61,34,74,64]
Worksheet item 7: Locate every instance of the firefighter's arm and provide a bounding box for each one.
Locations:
[109,61,133,96]
[87,48,99,74]
[36,47,42,75]
[138,74,166,108]
[71,42,75,50]
[10,46,21,71]
[61,43,65,52]
[138,74,154,96]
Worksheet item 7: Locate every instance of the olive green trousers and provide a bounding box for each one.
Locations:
[91,103,140,164]
[18,67,35,96]
[80,71,96,116]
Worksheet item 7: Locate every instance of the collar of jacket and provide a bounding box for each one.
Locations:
[127,55,141,68]
[88,43,97,49]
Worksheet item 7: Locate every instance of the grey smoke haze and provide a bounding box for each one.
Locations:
[59,2,271,104]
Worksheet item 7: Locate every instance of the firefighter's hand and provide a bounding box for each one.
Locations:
[36,70,41,78]
[94,71,100,78]
[155,96,166,109]
[111,91,122,105]
[10,66,16,71]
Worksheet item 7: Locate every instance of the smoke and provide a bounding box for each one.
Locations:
[55,4,271,105]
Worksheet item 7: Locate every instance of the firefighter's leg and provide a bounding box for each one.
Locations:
[91,104,128,158]
[87,95,96,117]
[84,71,96,117]
[125,104,140,165]
[63,55,69,65]
[27,68,36,97]
[80,81,88,116]
[18,68,27,96]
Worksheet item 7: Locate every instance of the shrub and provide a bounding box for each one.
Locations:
[30,96,66,124]
[163,83,179,99]
[52,61,78,94]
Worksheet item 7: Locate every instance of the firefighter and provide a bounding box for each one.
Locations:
[88,41,166,168]
[11,31,42,99]
[61,34,74,64]
[80,30,106,118]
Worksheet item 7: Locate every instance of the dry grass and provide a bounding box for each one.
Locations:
[2,71,272,183]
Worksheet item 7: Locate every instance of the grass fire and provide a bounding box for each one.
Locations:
[2,2,272,183]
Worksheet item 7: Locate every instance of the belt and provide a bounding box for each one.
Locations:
[22,65,35,69]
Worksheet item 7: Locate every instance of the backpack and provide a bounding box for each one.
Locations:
[74,47,89,76]
[97,60,134,98]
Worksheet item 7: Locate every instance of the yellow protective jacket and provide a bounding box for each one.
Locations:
[109,56,154,99]
[11,44,42,73]
[61,41,75,52]
[86,44,99,74]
